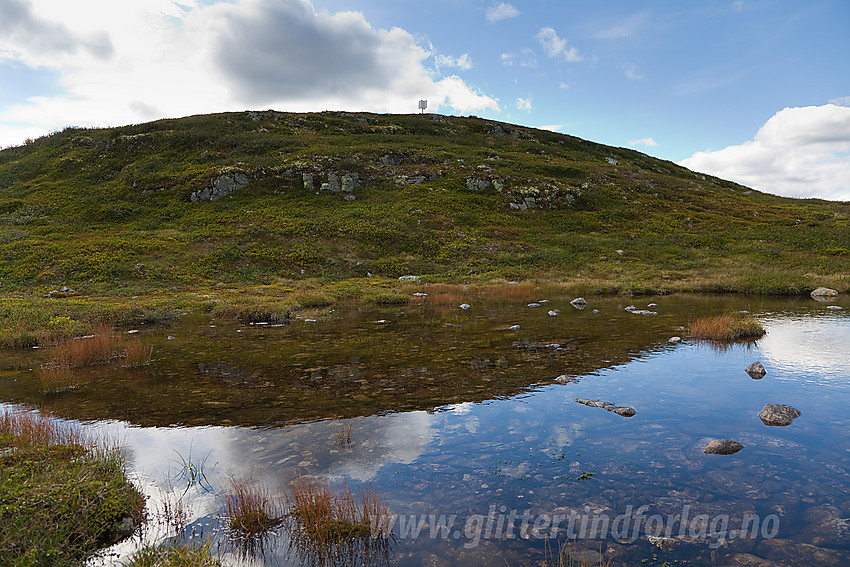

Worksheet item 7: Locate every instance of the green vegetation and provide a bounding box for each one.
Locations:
[688,313,767,341]
[0,408,145,566]
[122,542,222,567]
[0,110,848,342]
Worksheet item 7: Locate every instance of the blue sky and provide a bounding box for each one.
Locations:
[1,0,848,199]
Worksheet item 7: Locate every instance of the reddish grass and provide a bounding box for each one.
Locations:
[52,323,124,367]
[0,407,86,449]
[123,339,154,367]
[287,478,389,544]
[688,313,766,341]
[222,477,282,535]
[35,361,79,394]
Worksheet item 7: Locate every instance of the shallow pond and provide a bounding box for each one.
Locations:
[2,293,849,566]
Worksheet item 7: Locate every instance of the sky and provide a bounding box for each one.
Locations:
[0,0,848,200]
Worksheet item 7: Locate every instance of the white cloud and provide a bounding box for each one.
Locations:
[622,62,643,80]
[516,97,532,111]
[500,48,537,68]
[630,138,657,147]
[0,0,114,65]
[830,96,850,107]
[535,27,582,62]
[538,124,562,132]
[679,104,850,200]
[435,53,472,70]
[486,2,519,23]
[0,0,498,148]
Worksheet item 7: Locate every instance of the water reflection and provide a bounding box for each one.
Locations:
[1,294,849,566]
[758,312,850,385]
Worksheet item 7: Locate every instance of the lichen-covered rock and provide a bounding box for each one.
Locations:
[759,403,802,426]
[190,171,250,202]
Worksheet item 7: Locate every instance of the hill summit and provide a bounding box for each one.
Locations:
[0,110,848,295]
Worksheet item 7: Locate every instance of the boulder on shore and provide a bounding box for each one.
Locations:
[811,287,839,299]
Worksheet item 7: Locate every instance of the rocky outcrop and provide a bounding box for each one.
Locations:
[190,171,250,202]
[703,439,744,455]
[759,403,801,426]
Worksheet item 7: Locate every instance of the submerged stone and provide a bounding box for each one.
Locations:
[574,398,635,417]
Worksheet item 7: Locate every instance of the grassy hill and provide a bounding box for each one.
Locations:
[0,110,848,336]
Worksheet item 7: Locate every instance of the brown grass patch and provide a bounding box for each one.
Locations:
[688,313,766,341]
[123,338,154,368]
[287,478,389,544]
[222,477,282,535]
[35,361,80,394]
[53,323,124,367]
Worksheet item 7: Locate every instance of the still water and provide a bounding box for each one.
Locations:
[2,293,849,566]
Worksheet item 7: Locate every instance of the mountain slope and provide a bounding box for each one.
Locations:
[0,110,848,295]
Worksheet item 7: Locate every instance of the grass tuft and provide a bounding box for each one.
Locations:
[286,478,388,544]
[35,360,79,394]
[123,338,154,367]
[688,313,766,341]
[222,476,282,535]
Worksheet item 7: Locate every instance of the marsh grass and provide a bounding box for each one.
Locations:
[35,360,79,393]
[123,338,154,367]
[688,313,766,342]
[123,541,222,567]
[0,407,145,566]
[286,478,389,545]
[336,422,353,446]
[222,477,283,535]
[54,323,125,367]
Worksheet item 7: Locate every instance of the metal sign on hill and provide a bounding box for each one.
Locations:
[418,100,427,113]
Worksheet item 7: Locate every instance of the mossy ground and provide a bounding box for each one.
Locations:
[0,410,145,566]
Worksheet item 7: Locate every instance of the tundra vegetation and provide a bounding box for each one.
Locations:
[0,111,847,346]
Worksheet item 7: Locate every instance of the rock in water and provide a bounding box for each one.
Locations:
[745,361,767,379]
[570,297,587,309]
[759,403,802,426]
[703,439,744,455]
[669,336,682,344]
[811,287,839,299]
[607,406,636,417]
[460,303,471,310]
[574,398,636,417]
[648,535,680,551]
